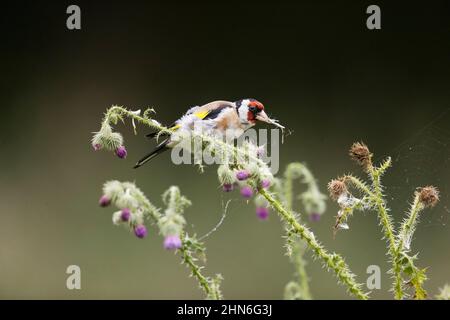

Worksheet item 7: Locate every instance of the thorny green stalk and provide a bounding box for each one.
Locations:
[332,143,439,300]
[163,185,223,300]
[259,188,369,300]
[392,194,421,300]
[343,161,406,299]
[284,242,312,300]
[368,162,403,298]
[99,105,369,299]
[283,164,310,300]
[369,163,397,252]
[367,162,426,300]
[396,194,422,258]
[281,163,326,300]
[180,233,223,300]
[393,189,434,300]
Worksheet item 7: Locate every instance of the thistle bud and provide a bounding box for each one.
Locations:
[240,186,254,198]
[99,195,111,207]
[217,165,236,185]
[112,211,123,225]
[349,142,372,171]
[116,146,127,159]
[261,179,271,189]
[164,235,182,250]
[418,186,439,208]
[222,183,234,192]
[91,124,124,151]
[256,206,269,220]
[134,225,148,238]
[236,170,250,181]
[328,179,347,200]
[120,208,131,222]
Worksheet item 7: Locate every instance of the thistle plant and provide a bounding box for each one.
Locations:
[92,105,371,299]
[329,142,440,300]
[99,180,223,299]
[268,163,327,300]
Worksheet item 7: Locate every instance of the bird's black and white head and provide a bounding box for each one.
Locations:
[235,98,271,125]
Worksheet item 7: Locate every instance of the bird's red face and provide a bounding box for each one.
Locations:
[247,100,271,124]
[236,98,273,125]
[247,100,264,122]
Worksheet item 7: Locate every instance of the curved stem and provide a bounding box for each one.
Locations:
[292,243,312,300]
[179,242,213,298]
[393,194,425,300]
[283,163,314,300]
[369,168,402,299]
[259,188,369,300]
[179,234,222,300]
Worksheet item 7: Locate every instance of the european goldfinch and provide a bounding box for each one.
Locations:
[134,99,283,168]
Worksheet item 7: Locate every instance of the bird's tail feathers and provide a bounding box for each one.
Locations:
[146,132,159,139]
[133,140,170,169]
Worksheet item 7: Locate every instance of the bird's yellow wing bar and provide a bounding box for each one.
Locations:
[170,110,211,131]
[193,110,210,119]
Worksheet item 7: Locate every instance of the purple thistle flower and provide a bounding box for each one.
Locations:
[261,179,271,189]
[116,146,127,159]
[120,208,131,222]
[240,186,253,198]
[134,225,147,238]
[256,206,269,220]
[92,143,101,151]
[223,183,234,192]
[164,235,182,250]
[236,170,250,181]
[309,212,321,222]
[99,195,110,207]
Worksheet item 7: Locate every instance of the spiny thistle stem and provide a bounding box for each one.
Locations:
[179,234,222,300]
[392,194,422,299]
[283,165,310,300]
[332,143,439,300]
[344,169,403,298]
[258,188,369,300]
[397,194,423,254]
[369,166,397,252]
[284,242,312,300]
[180,245,210,293]
[105,105,173,136]
[281,163,326,300]
[295,253,312,300]
[369,164,407,300]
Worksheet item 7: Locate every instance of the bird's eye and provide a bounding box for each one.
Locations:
[249,106,257,112]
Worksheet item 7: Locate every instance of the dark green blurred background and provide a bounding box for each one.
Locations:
[1,1,449,299]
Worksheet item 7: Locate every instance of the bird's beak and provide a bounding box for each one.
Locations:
[256,110,285,129]
[256,110,271,124]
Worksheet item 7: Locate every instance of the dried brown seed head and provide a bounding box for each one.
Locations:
[349,142,373,170]
[418,186,440,208]
[328,179,347,200]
